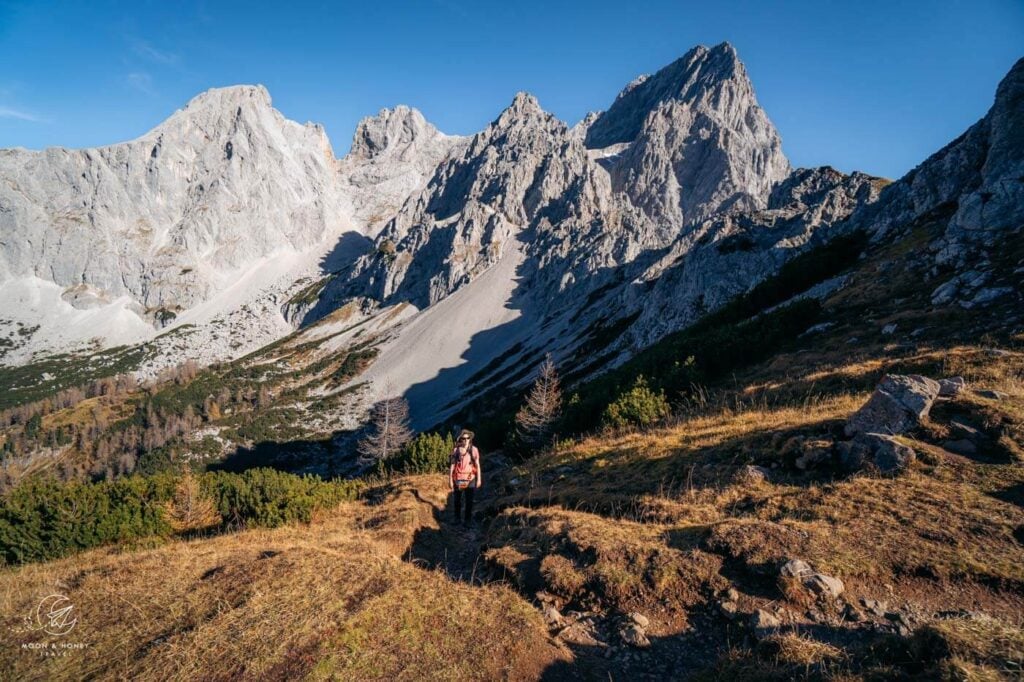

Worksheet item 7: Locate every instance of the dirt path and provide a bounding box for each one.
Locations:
[404,472,499,584]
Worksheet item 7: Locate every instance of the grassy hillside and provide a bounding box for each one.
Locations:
[2,212,1023,678]
[1,474,568,681]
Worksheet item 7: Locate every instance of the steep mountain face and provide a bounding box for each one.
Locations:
[0,90,454,366]
[846,57,1024,309]
[338,105,464,233]
[618,167,883,350]
[0,86,347,319]
[296,43,883,427]
[586,43,791,224]
[338,92,592,308]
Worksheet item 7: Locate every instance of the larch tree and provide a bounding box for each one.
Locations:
[164,470,221,533]
[515,355,562,448]
[357,392,413,465]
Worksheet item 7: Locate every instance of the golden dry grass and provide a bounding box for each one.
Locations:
[4,329,1023,681]
[0,476,568,681]
[490,345,1024,677]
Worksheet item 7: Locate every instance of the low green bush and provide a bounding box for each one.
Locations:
[205,468,360,527]
[0,468,362,566]
[378,432,454,475]
[601,376,670,428]
[0,474,176,565]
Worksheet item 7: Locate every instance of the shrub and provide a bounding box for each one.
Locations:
[601,376,670,429]
[204,468,361,528]
[164,470,222,532]
[0,468,362,565]
[0,474,176,565]
[379,432,454,475]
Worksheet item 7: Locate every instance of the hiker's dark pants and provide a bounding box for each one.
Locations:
[452,486,475,521]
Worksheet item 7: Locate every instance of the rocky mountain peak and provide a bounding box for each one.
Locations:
[594,43,790,224]
[149,85,276,136]
[585,41,747,149]
[348,105,442,161]
[181,84,273,112]
[493,91,554,130]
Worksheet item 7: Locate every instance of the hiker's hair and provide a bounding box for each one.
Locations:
[457,429,474,442]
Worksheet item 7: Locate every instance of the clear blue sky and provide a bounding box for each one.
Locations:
[0,0,1021,179]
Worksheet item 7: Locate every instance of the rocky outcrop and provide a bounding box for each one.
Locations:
[839,433,918,475]
[845,374,941,437]
[0,86,349,319]
[338,105,464,232]
[620,166,882,349]
[588,42,791,225]
[850,58,1024,276]
[341,92,601,309]
[779,559,845,601]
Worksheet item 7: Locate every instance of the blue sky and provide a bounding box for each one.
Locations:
[0,0,1021,179]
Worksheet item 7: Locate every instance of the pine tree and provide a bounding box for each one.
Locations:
[515,355,562,448]
[357,395,413,465]
[164,470,221,532]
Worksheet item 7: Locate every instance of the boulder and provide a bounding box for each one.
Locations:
[627,612,650,628]
[779,559,845,601]
[938,376,966,397]
[750,609,782,636]
[977,389,1008,401]
[718,600,739,620]
[845,374,941,437]
[805,573,845,600]
[619,624,650,648]
[734,464,771,484]
[839,433,916,475]
[794,444,833,471]
[780,559,815,580]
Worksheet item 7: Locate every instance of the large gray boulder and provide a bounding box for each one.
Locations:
[845,374,941,437]
[839,432,917,475]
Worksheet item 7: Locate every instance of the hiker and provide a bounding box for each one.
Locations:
[449,429,482,525]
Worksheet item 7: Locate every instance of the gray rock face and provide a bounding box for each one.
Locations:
[949,58,1024,235]
[0,86,348,318]
[588,42,791,225]
[338,91,600,309]
[779,559,844,600]
[750,609,782,635]
[622,166,881,350]
[938,376,966,397]
[339,105,464,233]
[845,374,941,437]
[851,57,1024,266]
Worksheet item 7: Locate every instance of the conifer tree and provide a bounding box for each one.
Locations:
[515,355,562,448]
[357,394,413,465]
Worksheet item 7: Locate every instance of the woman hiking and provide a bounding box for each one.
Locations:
[449,429,482,526]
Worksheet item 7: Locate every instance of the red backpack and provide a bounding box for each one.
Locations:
[452,445,479,488]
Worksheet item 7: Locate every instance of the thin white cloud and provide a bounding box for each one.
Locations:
[0,106,42,122]
[131,39,179,65]
[126,72,156,96]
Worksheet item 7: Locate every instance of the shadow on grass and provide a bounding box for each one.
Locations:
[209,431,357,477]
